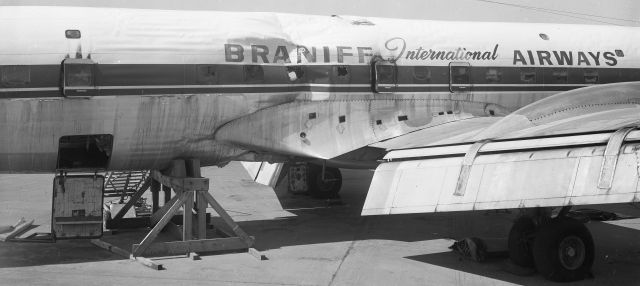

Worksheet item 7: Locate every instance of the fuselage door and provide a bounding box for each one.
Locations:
[62,58,98,97]
[373,60,397,93]
[449,62,471,93]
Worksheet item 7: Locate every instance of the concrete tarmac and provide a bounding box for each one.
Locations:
[0,162,639,285]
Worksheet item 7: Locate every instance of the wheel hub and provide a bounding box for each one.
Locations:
[558,235,586,270]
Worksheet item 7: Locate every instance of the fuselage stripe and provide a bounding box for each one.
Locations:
[1,63,639,98]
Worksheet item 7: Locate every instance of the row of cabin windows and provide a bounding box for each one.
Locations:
[197,64,352,84]
[0,62,605,89]
[0,63,354,88]
[448,66,601,85]
[379,64,603,86]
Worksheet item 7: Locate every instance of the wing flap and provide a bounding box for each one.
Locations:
[240,161,284,187]
[363,131,640,215]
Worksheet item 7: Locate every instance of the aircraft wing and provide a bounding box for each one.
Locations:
[369,117,503,150]
[363,82,640,215]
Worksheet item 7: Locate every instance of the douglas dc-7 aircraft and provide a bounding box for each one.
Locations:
[1,6,640,282]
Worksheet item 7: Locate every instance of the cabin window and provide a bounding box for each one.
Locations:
[373,60,397,93]
[332,65,351,84]
[286,66,304,82]
[1,65,30,87]
[449,62,471,92]
[243,65,264,82]
[584,69,599,84]
[485,68,502,84]
[196,65,218,84]
[62,58,97,96]
[520,68,536,83]
[412,66,431,83]
[552,69,568,84]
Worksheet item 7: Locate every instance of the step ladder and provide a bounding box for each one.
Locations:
[104,171,150,198]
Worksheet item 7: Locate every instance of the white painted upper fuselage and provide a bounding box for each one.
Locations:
[0,6,638,172]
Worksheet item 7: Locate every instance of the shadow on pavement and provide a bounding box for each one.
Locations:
[406,220,640,285]
[0,239,122,268]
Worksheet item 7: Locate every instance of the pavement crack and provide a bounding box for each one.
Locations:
[327,217,370,286]
[327,239,357,286]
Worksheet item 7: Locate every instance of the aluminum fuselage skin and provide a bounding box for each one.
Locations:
[1,6,639,172]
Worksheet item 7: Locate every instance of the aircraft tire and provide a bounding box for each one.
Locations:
[508,216,536,267]
[308,165,342,199]
[532,217,594,282]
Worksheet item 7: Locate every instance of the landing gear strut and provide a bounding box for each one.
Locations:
[508,207,594,282]
[308,164,342,199]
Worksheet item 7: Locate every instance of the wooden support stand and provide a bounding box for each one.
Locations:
[96,159,260,269]
[111,159,256,269]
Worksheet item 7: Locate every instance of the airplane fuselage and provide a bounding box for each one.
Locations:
[0,6,638,172]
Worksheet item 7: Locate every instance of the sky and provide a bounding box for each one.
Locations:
[0,0,638,26]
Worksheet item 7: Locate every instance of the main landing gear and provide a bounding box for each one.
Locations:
[307,164,342,199]
[288,163,343,199]
[507,207,594,282]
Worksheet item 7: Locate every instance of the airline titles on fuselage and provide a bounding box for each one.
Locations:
[224,37,623,67]
[513,49,623,66]
[225,44,373,64]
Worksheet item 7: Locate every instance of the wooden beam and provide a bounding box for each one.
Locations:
[161,183,182,198]
[185,159,202,177]
[105,217,149,229]
[90,239,129,258]
[249,248,268,260]
[163,185,171,203]
[112,177,151,221]
[183,191,194,241]
[131,255,163,270]
[132,237,250,256]
[186,159,207,240]
[151,170,209,192]
[133,193,187,257]
[189,252,201,260]
[150,195,180,225]
[151,179,160,213]
[202,192,254,246]
[0,218,34,242]
[196,192,207,239]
